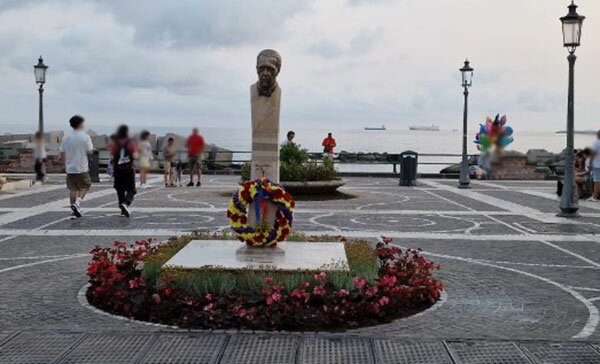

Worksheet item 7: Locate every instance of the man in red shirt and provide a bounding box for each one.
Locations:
[322,132,337,157]
[186,128,205,187]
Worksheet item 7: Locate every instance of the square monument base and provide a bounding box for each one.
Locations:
[163,240,349,272]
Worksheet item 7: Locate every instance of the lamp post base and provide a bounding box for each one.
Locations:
[457,182,471,189]
[557,209,580,218]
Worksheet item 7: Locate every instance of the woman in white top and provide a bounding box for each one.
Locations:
[591,130,600,200]
[138,130,153,188]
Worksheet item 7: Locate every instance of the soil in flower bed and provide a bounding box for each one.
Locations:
[86,231,444,331]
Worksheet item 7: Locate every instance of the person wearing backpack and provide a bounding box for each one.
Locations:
[110,125,138,217]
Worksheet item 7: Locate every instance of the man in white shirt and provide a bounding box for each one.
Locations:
[59,115,94,217]
[592,130,600,201]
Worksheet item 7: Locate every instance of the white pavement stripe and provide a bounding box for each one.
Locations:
[0,254,88,274]
[406,247,599,339]
[589,297,600,302]
[0,228,598,243]
[420,180,565,223]
[417,187,476,212]
[537,240,600,268]
[0,184,65,201]
[569,286,600,292]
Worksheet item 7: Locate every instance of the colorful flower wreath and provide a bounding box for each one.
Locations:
[227,178,295,247]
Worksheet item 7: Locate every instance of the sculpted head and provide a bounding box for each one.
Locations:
[256,49,281,96]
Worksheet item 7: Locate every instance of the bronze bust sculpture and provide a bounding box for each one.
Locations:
[255,49,281,97]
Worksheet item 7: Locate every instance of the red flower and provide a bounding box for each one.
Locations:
[314,272,327,281]
[353,277,367,289]
[378,296,390,306]
[151,293,161,304]
[263,277,273,285]
[128,279,138,289]
[313,285,326,296]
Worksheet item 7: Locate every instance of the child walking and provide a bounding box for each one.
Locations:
[111,125,138,217]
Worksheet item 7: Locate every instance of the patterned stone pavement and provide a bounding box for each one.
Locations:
[1,175,600,363]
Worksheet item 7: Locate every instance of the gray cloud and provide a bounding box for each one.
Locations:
[306,39,344,58]
[95,0,313,48]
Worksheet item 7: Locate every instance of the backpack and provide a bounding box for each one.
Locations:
[115,140,134,171]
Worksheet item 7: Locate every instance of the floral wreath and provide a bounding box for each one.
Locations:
[227,178,295,247]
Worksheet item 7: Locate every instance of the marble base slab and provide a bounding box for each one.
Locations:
[163,240,349,272]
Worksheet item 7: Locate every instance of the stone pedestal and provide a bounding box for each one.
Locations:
[163,240,349,272]
[250,83,280,182]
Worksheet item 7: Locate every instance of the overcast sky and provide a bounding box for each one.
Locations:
[0,0,598,132]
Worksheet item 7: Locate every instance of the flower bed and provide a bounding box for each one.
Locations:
[86,233,443,331]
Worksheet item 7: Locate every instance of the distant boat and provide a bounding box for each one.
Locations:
[409,124,440,131]
[364,125,386,131]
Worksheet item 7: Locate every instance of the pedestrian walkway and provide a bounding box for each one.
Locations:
[1,175,600,363]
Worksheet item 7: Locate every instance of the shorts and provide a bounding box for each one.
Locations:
[188,155,203,170]
[66,173,91,191]
[164,160,173,172]
[593,168,600,182]
[140,157,151,169]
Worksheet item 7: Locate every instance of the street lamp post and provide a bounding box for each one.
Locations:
[558,1,585,217]
[458,59,474,189]
[34,56,48,135]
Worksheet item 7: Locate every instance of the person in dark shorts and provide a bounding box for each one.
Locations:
[59,115,93,218]
[110,125,138,217]
[186,128,205,187]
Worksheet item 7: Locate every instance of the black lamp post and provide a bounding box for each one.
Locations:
[34,56,48,135]
[458,59,473,189]
[558,1,584,217]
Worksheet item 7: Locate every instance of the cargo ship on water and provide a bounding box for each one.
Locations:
[409,124,440,131]
[364,125,386,131]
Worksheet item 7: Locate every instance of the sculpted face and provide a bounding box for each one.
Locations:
[256,49,281,97]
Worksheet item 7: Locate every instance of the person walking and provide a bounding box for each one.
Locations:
[138,130,152,188]
[33,131,47,184]
[162,137,177,187]
[322,132,337,158]
[111,125,138,217]
[186,128,205,187]
[591,130,600,201]
[59,115,93,218]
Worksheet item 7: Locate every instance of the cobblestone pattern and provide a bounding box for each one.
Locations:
[1,176,600,362]
[1,332,600,363]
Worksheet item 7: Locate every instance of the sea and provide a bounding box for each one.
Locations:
[1,124,597,173]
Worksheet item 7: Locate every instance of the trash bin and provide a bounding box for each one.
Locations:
[399,150,418,186]
[88,150,100,183]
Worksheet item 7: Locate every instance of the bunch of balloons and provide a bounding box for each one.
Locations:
[474,114,514,153]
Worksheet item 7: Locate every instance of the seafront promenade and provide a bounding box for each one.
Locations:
[1,174,600,362]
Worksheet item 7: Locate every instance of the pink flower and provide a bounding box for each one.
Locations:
[128,279,138,289]
[314,272,327,281]
[205,294,213,301]
[263,277,273,285]
[151,293,161,304]
[378,296,390,306]
[313,285,327,296]
[238,309,247,317]
[337,289,349,297]
[203,303,214,311]
[366,287,379,297]
[266,293,281,305]
[353,277,367,289]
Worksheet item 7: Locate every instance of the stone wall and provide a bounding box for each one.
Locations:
[489,156,549,180]
[0,150,65,173]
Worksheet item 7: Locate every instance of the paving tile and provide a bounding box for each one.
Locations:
[220,335,298,364]
[446,341,532,364]
[520,342,600,364]
[59,333,153,364]
[139,334,226,364]
[373,340,452,364]
[0,331,83,364]
[299,337,374,364]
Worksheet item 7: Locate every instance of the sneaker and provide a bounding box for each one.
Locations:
[120,203,131,218]
[196,181,201,187]
[70,204,82,218]
[187,181,194,187]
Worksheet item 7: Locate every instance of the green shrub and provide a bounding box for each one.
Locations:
[240,143,339,182]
